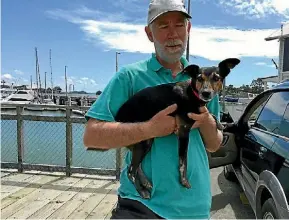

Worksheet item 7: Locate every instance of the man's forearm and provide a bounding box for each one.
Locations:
[199,115,223,152]
[83,119,152,150]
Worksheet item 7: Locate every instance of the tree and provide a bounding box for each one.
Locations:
[96,90,102,95]
[250,78,264,94]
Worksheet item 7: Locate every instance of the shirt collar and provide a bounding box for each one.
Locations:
[148,53,190,73]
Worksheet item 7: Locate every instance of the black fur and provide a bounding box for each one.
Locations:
[90,58,240,199]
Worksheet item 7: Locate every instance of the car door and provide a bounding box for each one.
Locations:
[207,91,273,169]
[240,91,289,193]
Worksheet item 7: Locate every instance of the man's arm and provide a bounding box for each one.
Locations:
[188,95,223,152]
[83,104,178,150]
[83,118,152,149]
[199,114,223,152]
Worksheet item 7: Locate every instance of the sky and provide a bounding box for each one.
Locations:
[1,0,289,93]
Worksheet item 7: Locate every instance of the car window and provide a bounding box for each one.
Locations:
[279,104,289,138]
[254,91,289,135]
[248,102,266,122]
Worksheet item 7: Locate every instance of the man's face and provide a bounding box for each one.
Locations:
[145,12,191,63]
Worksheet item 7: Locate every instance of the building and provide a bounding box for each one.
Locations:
[261,22,289,89]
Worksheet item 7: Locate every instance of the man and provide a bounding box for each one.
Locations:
[83,0,223,219]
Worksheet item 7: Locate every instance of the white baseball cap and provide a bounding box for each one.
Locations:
[147,0,192,24]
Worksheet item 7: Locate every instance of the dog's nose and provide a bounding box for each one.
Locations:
[202,91,211,98]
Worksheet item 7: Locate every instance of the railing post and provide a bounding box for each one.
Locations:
[116,148,122,180]
[16,106,24,173]
[66,107,72,176]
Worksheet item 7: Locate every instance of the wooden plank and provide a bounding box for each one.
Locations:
[1,171,42,199]
[86,182,119,219]
[1,172,41,197]
[68,181,119,219]
[47,179,111,219]
[27,176,92,219]
[1,175,80,219]
[104,203,117,219]
[1,172,12,178]
[1,174,59,210]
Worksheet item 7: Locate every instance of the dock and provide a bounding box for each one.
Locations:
[1,169,119,219]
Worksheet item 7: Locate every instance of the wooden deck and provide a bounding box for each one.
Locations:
[1,169,119,219]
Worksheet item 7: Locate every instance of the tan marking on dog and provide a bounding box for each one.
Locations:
[213,80,223,92]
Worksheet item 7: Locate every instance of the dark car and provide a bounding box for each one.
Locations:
[208,80,289,219]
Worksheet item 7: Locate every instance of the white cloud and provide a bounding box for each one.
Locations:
[255,62,275,68]
[47,8,281,61]
[80,20,280,61]
[219,0,289,19]
[14,69,24,75]
[1,74,14,80]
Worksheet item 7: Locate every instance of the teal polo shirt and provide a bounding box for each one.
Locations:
[85,53,220,219]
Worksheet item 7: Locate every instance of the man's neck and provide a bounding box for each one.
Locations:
[155,55,183,77]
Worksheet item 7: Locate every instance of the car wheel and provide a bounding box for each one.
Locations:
[261,198,280,219]
[223,165,237,182]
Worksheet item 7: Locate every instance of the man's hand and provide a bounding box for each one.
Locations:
[187,106,223,152]
[187,106,212,129]
[146,104,178,138]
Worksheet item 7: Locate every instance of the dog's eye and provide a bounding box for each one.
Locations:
[197,75,203,82]
[213,75,220,81]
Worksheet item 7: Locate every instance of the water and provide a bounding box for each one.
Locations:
[1,108,118,170]
[1,102,246,171]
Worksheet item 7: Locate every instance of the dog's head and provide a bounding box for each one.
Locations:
[183,58,240,102]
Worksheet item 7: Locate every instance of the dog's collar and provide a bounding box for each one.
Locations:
[192,89,200,99]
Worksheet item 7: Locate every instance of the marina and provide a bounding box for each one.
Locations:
[1,6,288,217]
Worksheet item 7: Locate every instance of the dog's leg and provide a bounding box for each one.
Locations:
[175,115,192,189]
[178,132,191,188]
[127,139,153,199]
[136,139,153,191]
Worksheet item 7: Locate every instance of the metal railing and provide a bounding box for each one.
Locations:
[1,103,126,179]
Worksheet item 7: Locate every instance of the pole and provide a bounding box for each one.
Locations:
[222,78,226,112]
[186,0,191,61]
[115,51,122,180]
[65,66,68,100]
[35,48,39,96]
[116,52,120,72]
[50,49,54,100]
[45,72,47,95]
[30,75,32,90]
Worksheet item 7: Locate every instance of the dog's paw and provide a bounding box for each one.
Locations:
[137,166,153,191]
[139,188,151,199]
[180,178,191,189]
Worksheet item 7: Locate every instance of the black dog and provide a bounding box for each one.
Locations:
[89,58,240,199]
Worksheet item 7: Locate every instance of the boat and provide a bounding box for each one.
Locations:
[1,90,36,109]
[224,95,239,103]
[0,88,17,101]
[42,98,58,111]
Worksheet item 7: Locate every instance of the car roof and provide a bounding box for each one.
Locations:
[268,79,289,90]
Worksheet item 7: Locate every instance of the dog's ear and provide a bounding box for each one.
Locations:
[218,58,240,79]
[182,64,200,78]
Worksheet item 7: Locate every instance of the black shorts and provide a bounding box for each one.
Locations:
[110,196,164,219]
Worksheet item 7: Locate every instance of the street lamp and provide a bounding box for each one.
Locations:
[116,52,121,72]
[186,0,191,62]
[115,51,122,179]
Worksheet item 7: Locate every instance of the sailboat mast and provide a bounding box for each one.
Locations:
[35,47,39,95]
[50,49,54,100]
[45,72,47,95]
[37,54,42,101]
[30,75,32,90]
[65,66,68,99]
